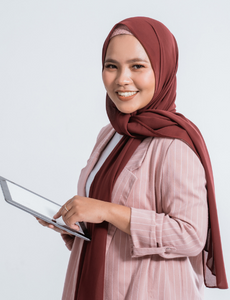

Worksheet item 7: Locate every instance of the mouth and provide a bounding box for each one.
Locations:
[116,91,138,101]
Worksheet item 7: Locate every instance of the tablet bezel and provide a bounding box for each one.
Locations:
[0,176,91,241]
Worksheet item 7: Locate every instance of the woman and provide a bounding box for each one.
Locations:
[38,17,228,299]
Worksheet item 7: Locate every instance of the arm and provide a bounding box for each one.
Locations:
[53,139,207,258]
[53,197,131,235]
[37,192,131,250]
[130,139,208,259]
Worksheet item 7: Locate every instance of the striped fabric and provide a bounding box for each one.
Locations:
[62,124,208,300]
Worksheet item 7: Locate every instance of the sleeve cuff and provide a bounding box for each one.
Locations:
[130,207,176,258]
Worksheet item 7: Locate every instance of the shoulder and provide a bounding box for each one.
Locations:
[162,138,202,167]
[143,137,205,178]
[152,138,206,182]
[89,123,115,156]
[96,123,114,142]
[147,137,201,164]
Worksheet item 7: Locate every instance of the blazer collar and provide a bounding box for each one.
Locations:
[92,125,153,172]
[77,124,153,197]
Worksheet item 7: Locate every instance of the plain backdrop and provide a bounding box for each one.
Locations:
[0,1,229,299]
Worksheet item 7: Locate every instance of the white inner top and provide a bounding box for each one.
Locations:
[85,132,123,197]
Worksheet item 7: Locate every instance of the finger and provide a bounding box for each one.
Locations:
[62,199,79,222]
[37,219,50,226]
[63,215,80,231]
[62,208,77,226]
[53,199,72,219]
[63,211,82,229]
[48,224,55,229]
[53,207,63,219]
[69,223,80,231]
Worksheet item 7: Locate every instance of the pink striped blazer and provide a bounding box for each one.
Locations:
[62,124,208,300]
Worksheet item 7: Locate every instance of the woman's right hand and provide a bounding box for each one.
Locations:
[36,217,73,235]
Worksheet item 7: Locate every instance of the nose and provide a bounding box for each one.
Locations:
[115,67,132,86]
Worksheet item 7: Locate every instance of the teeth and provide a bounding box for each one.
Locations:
[117,91,137,97]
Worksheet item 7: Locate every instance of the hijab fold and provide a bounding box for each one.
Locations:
[75,17,228,300]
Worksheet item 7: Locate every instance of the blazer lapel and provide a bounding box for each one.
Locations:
[106,137,153,253]
[77,126,153,253]
[77,126,115,197]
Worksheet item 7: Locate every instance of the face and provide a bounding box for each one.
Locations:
[102,34,155,114]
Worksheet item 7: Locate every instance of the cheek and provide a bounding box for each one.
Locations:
[134,69,155,89]
[102,71,107,88]
[141,73,155,94]
[102,71,113,91]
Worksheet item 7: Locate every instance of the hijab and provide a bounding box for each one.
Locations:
[75,17,228,300]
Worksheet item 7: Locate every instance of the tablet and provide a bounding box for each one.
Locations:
[0,176,91,241]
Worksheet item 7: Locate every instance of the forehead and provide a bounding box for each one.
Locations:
[105,35,150,62]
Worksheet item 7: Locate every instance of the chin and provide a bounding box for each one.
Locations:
[114,103,138,114]
[117,107,137,114]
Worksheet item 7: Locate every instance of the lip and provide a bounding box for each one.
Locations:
[116,91,138,101]
[115,89,138,93]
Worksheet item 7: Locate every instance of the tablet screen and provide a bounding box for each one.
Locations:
[0,177,90,240]
[7,181,66,226]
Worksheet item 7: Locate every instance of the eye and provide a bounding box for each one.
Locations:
[104,64,117,69]
[133,64,145,69]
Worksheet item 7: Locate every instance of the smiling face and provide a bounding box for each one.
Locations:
[102,34,155,114]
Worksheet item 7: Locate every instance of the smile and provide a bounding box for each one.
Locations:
[116,91,138,101]
[117,91,138,97]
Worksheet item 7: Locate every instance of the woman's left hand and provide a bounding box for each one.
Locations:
[53,196,108,231]
[53,195,131,235]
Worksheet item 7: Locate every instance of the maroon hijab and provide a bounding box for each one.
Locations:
[75,17,228,299]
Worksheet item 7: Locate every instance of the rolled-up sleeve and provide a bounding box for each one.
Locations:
[130,139,208,259]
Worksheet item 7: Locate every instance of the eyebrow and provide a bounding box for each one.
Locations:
[104,58,150,64]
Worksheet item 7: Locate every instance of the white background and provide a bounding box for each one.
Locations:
[0,0,229,299]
